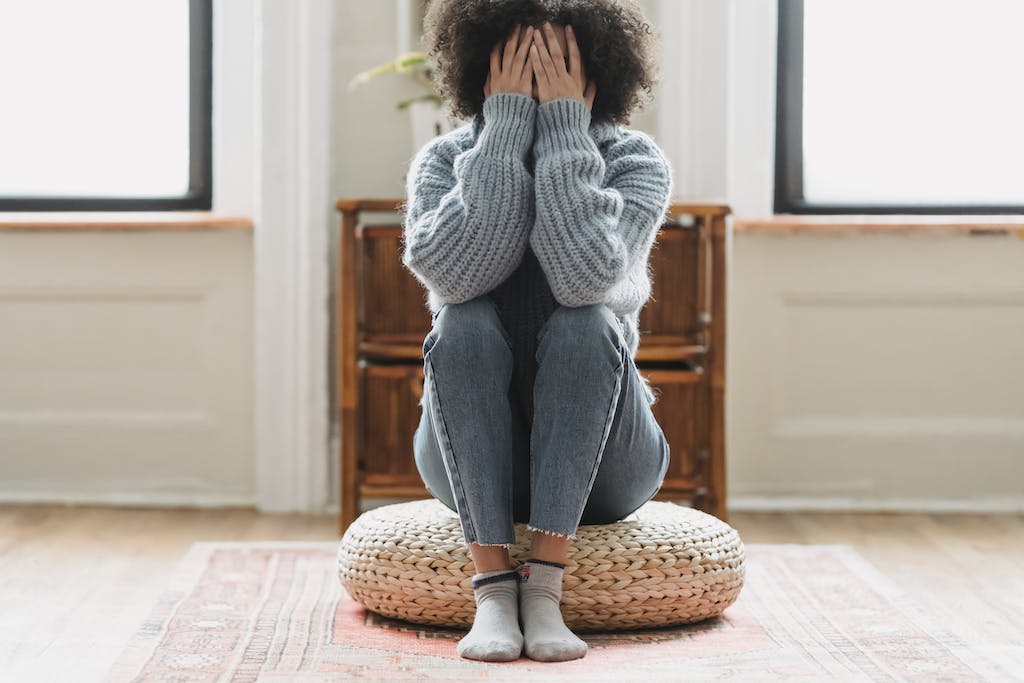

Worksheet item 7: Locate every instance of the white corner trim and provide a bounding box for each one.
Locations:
[728,496,1024,514]
[655,0,778,216]
[655,0,694,195]
[253,0,333,512]
[211,0,257,215]
[655,0,731,201]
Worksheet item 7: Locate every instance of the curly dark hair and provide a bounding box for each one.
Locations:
[421,0,660,126]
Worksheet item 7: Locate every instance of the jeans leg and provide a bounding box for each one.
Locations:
[580,347,670,525]
[414,296,517,548]
[528,304,670,539]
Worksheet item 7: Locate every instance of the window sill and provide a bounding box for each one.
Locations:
[0,211,253,232]
[734,214,1024,237]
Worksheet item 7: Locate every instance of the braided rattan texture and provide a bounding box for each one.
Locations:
[337,498,746,632]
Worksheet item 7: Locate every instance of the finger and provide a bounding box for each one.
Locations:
[543,22,566,74]
[530,41,549,85]
[512,25,533,80]
[532,30,553,77]
[490,44,500,77]
[566,24,581,80]
[502,24,521,72]
[518,24,533,50]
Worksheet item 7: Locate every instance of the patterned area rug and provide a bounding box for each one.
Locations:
[106,542,1011,681]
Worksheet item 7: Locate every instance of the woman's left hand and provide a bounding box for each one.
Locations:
[531,22,596,110]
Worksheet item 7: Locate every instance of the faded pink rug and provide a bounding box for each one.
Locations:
[106,542,1010,681]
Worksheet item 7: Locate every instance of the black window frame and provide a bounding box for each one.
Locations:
[0,0,213,212]
[775,0,1024,215]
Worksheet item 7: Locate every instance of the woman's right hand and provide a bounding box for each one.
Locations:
[483,24,534,100]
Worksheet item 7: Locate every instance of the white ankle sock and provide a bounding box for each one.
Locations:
[456,568,523,662]
[517,559,588,661]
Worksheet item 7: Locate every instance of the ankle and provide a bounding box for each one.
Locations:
[524,557,565,569]
[472,568,519,590]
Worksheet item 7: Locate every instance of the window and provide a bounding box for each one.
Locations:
[775,0,1024,214]
[0,0,212,211]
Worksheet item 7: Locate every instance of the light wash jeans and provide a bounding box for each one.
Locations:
[413,294,670,547]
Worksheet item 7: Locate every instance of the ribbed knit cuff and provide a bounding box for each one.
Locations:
[535,96,593,157]
[478,91,537,159]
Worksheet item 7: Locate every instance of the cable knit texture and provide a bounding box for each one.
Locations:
[402,92,673,404]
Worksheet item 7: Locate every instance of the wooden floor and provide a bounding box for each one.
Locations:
[1,505,1021,681]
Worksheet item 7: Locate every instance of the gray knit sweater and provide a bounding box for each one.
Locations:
[402,91,673,403]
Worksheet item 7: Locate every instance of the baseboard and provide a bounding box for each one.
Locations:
[0,489,256,508]
[9,493,1017,515]
[728,495,1024,514]
[324,496,1024,516]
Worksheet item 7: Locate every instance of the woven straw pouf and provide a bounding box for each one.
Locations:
[337,498,745,632]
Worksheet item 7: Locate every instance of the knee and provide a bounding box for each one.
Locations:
[537,303,625,360]
[425,295,511,361]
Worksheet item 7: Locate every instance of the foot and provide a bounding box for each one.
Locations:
[517,559,588,662]
[456,568,524,662]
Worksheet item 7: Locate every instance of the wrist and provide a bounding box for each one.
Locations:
[534,97,593,156]
[479,92,537,158]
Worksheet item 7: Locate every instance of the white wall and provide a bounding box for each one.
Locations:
[0,0,260,507]
[729,231,1024,511]
[0,230,255,506]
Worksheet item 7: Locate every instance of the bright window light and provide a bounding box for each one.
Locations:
[0,1,190,198]
[802,0,1024,206]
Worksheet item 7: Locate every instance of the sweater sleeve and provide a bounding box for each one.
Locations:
[529,97,673,308]
[401,92,538,304]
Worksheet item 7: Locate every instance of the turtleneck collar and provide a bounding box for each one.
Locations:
[471,104,618,146]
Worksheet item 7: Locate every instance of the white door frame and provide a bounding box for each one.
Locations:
[252,0,334,512]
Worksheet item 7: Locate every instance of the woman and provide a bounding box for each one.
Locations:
[401,0,673,663]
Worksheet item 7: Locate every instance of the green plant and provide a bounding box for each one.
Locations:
[346,51,443,110]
